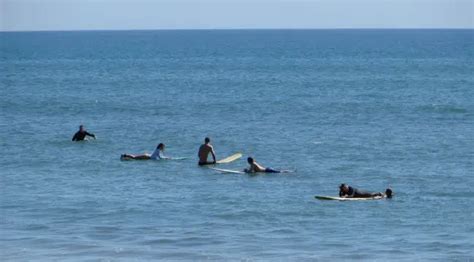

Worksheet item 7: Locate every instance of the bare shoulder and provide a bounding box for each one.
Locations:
[201,143,212,150]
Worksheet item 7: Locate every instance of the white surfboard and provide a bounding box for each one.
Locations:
[209,167,246,174]
[314,195,384,201]
[169,157,188,160]
[277,170,296,173]
[216,153,242,164]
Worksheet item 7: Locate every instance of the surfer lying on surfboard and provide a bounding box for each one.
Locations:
[121,143,170,160]
[339,184,393,199]
[198,137,216,165]
[244,157,283,173]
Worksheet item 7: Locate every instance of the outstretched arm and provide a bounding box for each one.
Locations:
[159,151,171,160]
[85,131,96,139]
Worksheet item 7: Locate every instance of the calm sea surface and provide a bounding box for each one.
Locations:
[1,30,473,261]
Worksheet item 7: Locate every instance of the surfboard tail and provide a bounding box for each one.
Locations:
[216,153,242,164]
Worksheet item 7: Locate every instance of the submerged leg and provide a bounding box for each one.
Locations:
[133,155,151,160]
[265,167,281,173]
[353,190,376,198]
[121,154,150,160]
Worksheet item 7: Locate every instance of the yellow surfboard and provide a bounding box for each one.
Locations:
[216,153,242,164]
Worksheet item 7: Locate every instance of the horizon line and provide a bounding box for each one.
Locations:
[1,27,473,33]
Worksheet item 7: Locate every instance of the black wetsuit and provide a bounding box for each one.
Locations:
[264,167,280,173]
[198,161,216,166]
[339,186,377,198]
[72,130,95,141]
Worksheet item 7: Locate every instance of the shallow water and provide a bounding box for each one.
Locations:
[1,29,473,260]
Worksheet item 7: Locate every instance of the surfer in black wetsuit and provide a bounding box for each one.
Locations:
[72,125,96,141]
[339,184,392,198]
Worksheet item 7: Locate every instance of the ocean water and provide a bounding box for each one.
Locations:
[0,29,473,261]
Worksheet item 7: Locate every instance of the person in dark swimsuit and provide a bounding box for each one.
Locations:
[198,137,216,165]
[121,143,168,160]
[72,125,95,141]
[245,157,281,173]
[339,184,392,198]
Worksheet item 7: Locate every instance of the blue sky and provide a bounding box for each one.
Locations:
[1,0,473,31]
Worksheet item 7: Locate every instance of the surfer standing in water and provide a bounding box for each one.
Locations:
[72,125,96,141]
[339,184,393,198]
[198,137,216,165]
[244,157,281,173]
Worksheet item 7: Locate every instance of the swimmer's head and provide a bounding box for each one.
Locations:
[339,183,348,192]
[247,157,254,164]
[157,143,165,150]
[205,137,210,143]
[79,125,84,131]
[385,188,393,198]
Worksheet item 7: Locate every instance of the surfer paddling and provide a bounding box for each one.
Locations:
[198,137,216,165]
[121,143,169,160]
[339,184,393,199]
[72,125,96,141]
[244,157,282,173]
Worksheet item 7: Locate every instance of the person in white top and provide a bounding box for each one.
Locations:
[121,143,169,160]
[150,143,169,160]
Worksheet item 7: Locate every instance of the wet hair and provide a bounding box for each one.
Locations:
[247,157,254,164]
[79,125,84,129]
[157,143,164,149]
[339,184,347,190]
[385,188,393,198]
[205,137,210,143]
